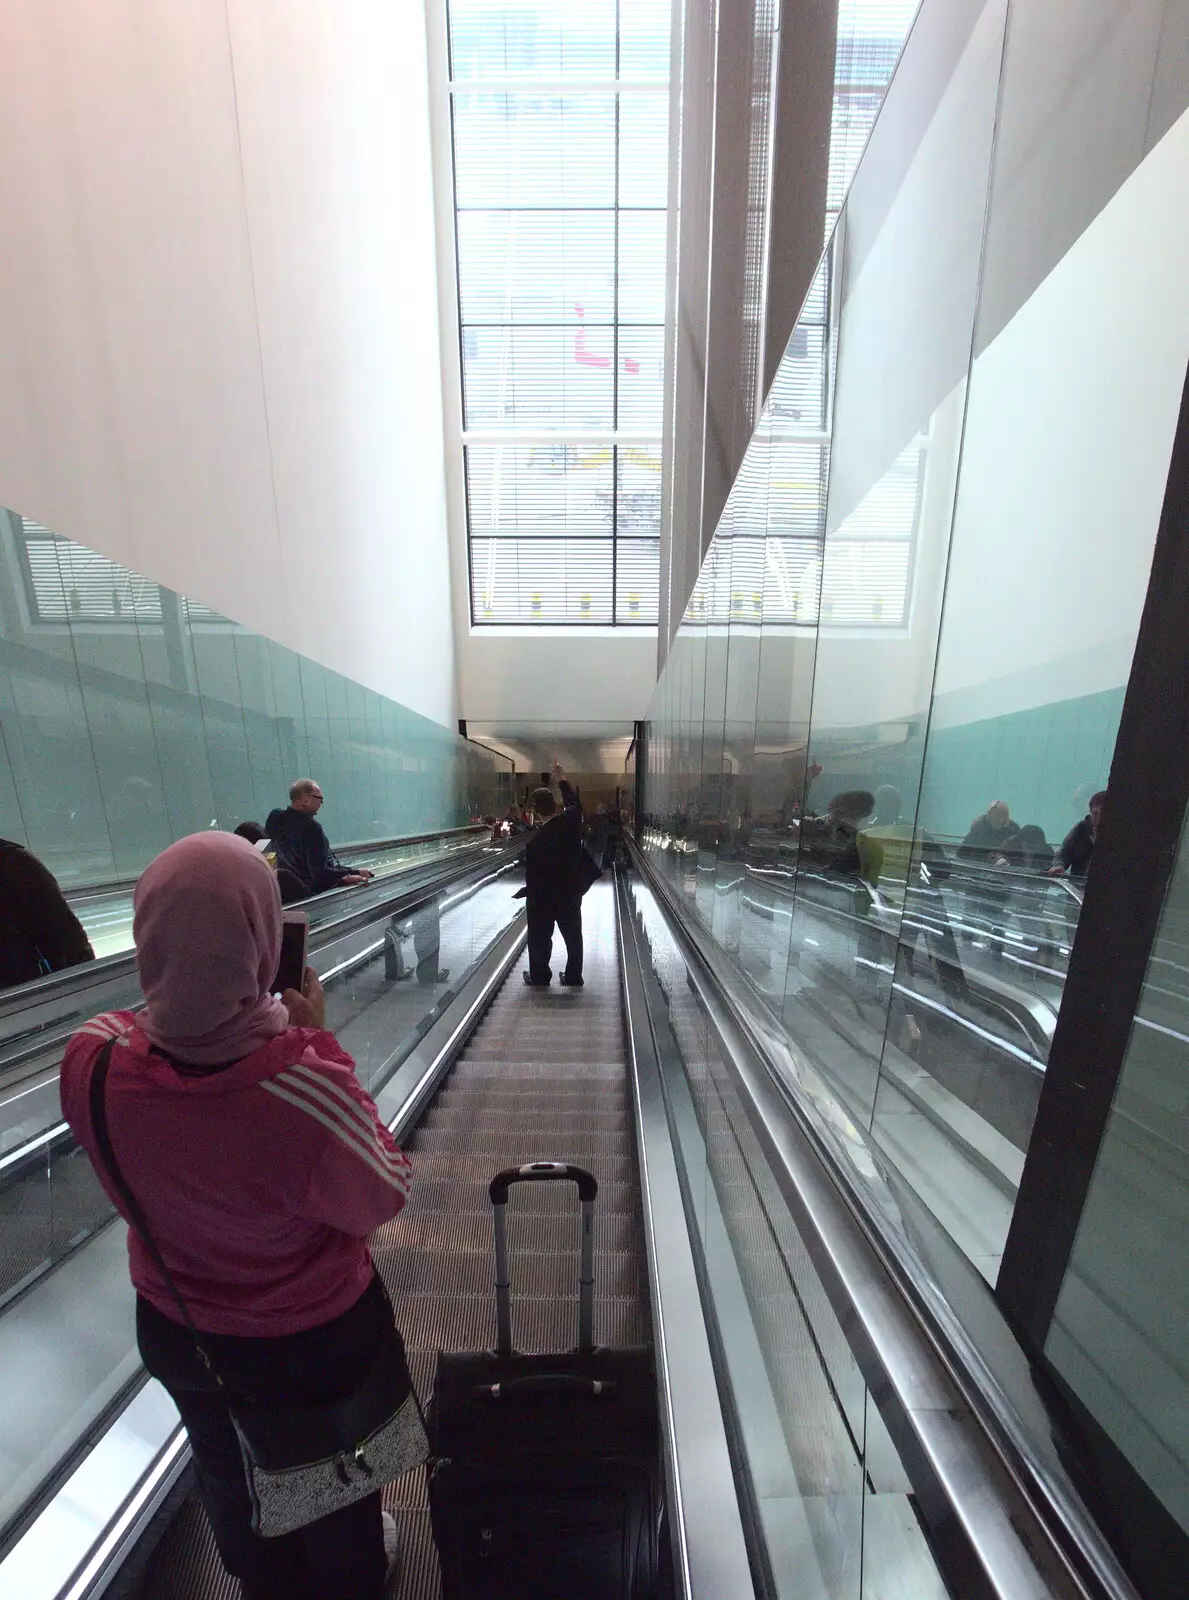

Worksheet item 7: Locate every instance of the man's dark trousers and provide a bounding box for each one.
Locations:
[526,893,583,984]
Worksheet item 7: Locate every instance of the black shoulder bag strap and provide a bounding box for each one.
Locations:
[88,1035,225,1389]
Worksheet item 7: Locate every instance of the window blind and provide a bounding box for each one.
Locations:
[449,1,667,625]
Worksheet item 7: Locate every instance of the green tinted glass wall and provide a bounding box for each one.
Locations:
[0,511,508,885]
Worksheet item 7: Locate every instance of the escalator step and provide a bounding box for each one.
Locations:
[409,1127,629,1157]
[382,1507,442,1600]
[394,1178,637,1215]
[435,1082,628,1105]
[405,1152,637,1185]
[445,1060,626,1080]
[417,1110,630,1136]
[138,1495,238,1600]
[389,1290,648,1353]
[385,1245,645,1301]
[382,1207,639,1258]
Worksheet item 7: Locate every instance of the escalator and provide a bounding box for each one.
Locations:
[0,827,505,1183]
[0,858,1138,1600]
[60,828,490,963]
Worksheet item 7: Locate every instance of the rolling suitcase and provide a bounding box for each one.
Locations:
[426,1161,658,1600]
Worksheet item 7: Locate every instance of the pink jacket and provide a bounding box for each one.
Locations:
[60,1012,411,1337]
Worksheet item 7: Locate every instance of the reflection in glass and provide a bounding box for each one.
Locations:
[643,1,1189,1308]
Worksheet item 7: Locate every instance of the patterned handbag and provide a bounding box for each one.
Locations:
[88,1036,427,1537]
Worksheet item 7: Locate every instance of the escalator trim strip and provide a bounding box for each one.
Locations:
[613,872,753,1600]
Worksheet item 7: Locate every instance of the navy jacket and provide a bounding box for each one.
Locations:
[1057,816,1095,877]
[523,782,587,902]
[264,808,352,896]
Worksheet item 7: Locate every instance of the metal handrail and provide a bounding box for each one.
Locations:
[0,842,525,1184]
[628,838,1140,1600]
[61,824,489,903]
[0,836,500,1024]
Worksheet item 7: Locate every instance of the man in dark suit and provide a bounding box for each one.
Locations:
[523,759,587,987]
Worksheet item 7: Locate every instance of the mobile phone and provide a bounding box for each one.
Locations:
[273,911,309,996]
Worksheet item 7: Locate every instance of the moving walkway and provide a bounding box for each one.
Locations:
[60,826,491,961]
[0,825,499,1170]
[0,843,1140,1600]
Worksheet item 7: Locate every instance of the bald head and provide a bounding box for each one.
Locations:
[289,779,324,815]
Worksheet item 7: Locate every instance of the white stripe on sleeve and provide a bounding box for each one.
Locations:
[283,1063,394,1146]
[76,1015,124,1040]
[261,1080,410,1194]
[274,1070,407,1175]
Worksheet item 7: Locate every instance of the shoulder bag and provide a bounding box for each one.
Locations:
[88,1036,427,1537]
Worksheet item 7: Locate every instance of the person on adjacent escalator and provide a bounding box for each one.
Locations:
[958,800,1016,863]
[993,823,1054,875]
[0,837,94,988]
[233,821,308,905]
[798,789,874,876]
[265,779,372,896]
[521,758,596,987]
[1050,791,1106,879]
[59,832,413,1600]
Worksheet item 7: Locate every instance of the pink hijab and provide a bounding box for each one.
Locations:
[133,832,290,1065]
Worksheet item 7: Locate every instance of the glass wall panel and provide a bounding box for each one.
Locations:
[876,0,1189,1286]
[789,0,1006,1136]
[189,611,260,836]
[0,516,117,882]
[233,628,288,828]
[139,588,219,842]
[644,0,1189,1330]
[0,513,508,909]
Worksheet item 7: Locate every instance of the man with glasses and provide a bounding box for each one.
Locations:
[264,780,371,897]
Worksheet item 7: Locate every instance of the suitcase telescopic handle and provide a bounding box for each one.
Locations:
[489,1163,598,1358]
[471,1374,618,1401]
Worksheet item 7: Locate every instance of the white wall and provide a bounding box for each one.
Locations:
[929,98,1189,728]
[457,629,658,725]
[0,0,457,728]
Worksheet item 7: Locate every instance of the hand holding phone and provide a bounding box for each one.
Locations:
[283,966,326,1030]
[273,911,309,997]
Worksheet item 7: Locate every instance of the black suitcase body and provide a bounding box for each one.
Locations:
[427,1162,658,1600]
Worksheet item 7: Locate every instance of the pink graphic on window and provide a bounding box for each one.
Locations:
[574,306,641,374]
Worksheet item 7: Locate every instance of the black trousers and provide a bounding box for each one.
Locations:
[137,1273,391,1600]
[526,893,583,983]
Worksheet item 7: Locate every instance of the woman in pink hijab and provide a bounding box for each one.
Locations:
[60,832,412,1600]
